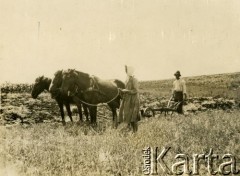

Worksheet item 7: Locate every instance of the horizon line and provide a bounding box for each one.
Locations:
[1,71,239,85]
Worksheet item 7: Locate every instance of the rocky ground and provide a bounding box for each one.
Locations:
[1,91,239,126]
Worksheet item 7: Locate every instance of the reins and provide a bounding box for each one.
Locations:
[66,72,121,107]
[74,87,120,107]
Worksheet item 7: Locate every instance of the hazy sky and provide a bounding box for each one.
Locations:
[0,0,240,83]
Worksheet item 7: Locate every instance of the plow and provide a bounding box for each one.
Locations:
[141,96,182,117]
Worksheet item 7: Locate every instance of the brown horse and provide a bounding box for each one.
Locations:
[60,69,125,125]
[31,71,89,125]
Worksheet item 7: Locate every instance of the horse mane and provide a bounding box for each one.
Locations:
[63,69,91,90]
[52,70,63,86]
[65,69,89,79]
[35,75,44,83]
[54,70,63,79]
[35,76,51,86]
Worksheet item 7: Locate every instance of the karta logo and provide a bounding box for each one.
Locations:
[142,147,239,175]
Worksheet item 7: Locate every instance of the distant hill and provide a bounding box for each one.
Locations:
[1,72,240,99]
[139,72,240,99]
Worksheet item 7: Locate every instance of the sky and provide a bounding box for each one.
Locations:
[0,0,240,83]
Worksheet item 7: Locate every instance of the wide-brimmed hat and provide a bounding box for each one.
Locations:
[174,71,181,76]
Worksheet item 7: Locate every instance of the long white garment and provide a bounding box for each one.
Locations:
[172,78,187,94]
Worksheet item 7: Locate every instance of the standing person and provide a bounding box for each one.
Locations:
[172,71,187,114]
[118,65,140,133]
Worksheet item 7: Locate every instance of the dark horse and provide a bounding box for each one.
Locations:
[31,70,89,125]
[60,69,125,125]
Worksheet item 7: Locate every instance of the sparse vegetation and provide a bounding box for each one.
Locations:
[1,111,240,175]
[1,72,240,175]
[140,72,240,99]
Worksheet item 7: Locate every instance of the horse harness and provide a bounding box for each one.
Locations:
[89,75,99,90]
[71,75,120,106]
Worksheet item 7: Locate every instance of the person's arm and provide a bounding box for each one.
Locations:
[128,78,139,94]
[122,77,139,95]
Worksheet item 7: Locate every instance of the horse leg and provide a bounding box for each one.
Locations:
[77,103,83,122]
[89,106,97,125]
[131,122,138,133]
[112,108,118,128]
[92,106,97,124]
[65,103,73,123]
[83,104,89,121]
[110,107,116,121]
[57,101,65,125]
[108,103,118,128]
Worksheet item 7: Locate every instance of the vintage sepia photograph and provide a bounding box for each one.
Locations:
[0,0,240,175]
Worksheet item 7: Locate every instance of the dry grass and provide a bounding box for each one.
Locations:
[139,72,240,99]
[1,72,240,175]
[0,110,240,176]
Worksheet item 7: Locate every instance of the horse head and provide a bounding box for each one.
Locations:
[61,69,91,97]
[31,76,51,99]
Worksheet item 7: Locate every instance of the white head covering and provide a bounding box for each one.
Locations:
[125,65,135,77]
[125,65,135,83]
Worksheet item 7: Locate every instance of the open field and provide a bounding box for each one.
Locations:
[1,72,240,175]
[139,72,240,99]
[1,111,240,176]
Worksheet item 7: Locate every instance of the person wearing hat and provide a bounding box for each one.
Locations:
[117,65,140,133]
[172,71,187,114]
